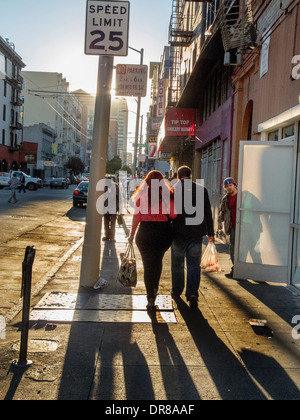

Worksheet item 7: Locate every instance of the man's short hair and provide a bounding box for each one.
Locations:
[177,165,192,179]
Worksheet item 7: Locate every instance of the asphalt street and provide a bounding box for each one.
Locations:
[0,185,84,320]
[0,185,77,243]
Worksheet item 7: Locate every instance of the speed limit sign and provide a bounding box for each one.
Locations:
[85,0,130,56]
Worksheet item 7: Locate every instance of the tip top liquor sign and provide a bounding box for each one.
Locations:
[85,0,130,56]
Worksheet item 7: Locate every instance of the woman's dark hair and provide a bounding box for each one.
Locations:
[177,165,192,179]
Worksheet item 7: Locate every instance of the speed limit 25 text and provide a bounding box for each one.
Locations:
[89,3,127,27]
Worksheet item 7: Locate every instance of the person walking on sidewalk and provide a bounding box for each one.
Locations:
[171,166,214,309]
[8,174,20,204]
[218,177,237,278]
[102,176,120,242]
[128,170,177,311]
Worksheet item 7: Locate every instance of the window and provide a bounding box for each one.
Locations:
[203,66,231,122]
[282,124,295,139]
[268,131,279,141]
[201,138,222,225]
[3,105,6,121]
[2,129,5,145]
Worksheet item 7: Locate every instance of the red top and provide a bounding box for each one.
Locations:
[228,193,237,228]
[130,195,177,236]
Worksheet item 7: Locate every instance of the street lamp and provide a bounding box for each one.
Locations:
[128,46,144,177]
[121,109,143,173]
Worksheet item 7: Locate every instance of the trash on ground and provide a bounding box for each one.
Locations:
[93,277,107,290]
[249,319,268,327]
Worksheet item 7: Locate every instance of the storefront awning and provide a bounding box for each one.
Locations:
[177,29,224,109]
[158,108,195,153]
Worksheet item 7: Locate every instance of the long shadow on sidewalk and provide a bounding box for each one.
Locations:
[56,237,156,400]
[199,273,300,399]
[175,298,265,400]
[239,349,300,400]
[151,321,200,399]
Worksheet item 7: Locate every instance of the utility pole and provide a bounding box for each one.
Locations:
[81,0,130,287]
[80,56,114,287]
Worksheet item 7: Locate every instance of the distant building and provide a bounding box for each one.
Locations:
[108,119,118,160]
[23,123,57,178]
[0,36,26,171]
[74,91,122,170]
[72,89,95,170]
[110,98,129,165]
[22,71,82,176]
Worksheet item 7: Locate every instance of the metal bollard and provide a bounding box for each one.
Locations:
[15,246,36,367]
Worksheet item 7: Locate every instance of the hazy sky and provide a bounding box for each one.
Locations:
[1,0,172,135]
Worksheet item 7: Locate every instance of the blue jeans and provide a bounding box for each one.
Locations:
[171,238,203,300]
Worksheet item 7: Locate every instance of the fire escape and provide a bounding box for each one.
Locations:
[219,0,257,65]
[168,0,194,107]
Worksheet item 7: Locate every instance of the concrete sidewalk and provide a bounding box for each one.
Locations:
[1,213,300,401]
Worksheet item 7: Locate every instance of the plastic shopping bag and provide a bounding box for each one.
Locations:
[201,242,223,272]
[117,242,137,287]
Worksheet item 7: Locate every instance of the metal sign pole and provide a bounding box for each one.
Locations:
[132,48,144,177]
[80,55,114,287]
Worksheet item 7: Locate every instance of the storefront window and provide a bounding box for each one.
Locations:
[201,138,222,225]
[282,124,295,139]
[268,130,279,141]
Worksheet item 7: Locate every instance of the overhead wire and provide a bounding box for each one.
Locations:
[22,73,93,141]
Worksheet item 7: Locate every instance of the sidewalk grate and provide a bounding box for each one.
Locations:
[30,292,176,324]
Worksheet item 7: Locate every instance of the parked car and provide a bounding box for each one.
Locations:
[76,175,84,184]
[50,178,69,189]
[76,175,89,184]
[43,177,55,187]
[73,181,89,206]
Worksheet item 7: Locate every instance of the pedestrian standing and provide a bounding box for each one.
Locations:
[128,170,176,311]
[171,166,214,309]
[102,177,120,242]
[8,174,20,204]
[218,177,238,278]
[18,173,26,193]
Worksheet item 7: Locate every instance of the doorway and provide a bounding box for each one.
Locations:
[234,141,294,284]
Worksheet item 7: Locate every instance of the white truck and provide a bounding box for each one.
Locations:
[0,171,42,190]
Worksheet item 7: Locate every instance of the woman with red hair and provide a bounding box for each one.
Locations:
[128,170,177,310]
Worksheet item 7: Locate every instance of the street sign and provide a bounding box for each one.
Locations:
[148,143,158,160]
[85,0,130,56]
[115,64,148,97]
[159,152,172,161]
[136,143,148,148]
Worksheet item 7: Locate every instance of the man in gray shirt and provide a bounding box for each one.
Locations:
[8,174,20,203]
